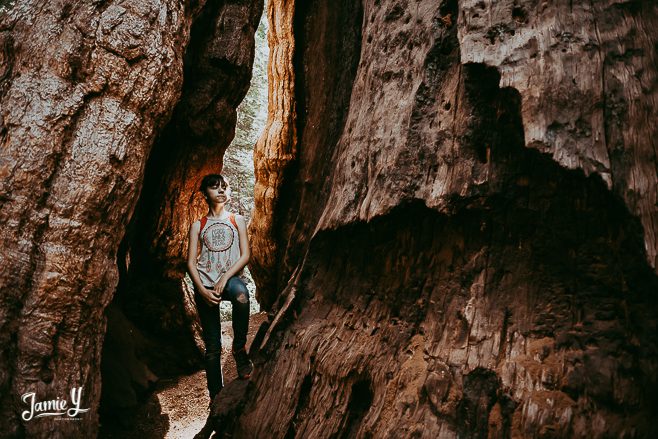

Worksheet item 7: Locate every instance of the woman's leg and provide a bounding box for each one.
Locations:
[222,276,250,350]
[194,285,224,399]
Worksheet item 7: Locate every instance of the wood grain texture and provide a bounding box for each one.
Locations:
[249,0,298,310]
[243,0,658,437]
[0,0,194,436]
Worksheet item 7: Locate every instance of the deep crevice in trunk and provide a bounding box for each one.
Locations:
[240,11,658,433]
[98,0,263,429]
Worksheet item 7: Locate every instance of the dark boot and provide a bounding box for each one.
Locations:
[232,347,253,379]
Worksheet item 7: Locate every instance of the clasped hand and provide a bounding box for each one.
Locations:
[200,274,228,306]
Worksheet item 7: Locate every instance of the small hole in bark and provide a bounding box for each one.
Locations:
[40,364,54,384]
[285,373,314,439]
[339,379,374,439]
[440,0,458,20]
[512,6,526,23]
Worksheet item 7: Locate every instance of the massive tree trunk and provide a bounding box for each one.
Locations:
[0,0,261,436]
[0,1,191,436]
[2,0,657,437]
[243,0,658,437]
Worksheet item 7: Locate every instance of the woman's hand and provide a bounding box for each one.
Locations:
[200,285,221,306]
[213,274,229,298]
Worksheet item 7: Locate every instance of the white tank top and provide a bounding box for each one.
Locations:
[196,214,243,287]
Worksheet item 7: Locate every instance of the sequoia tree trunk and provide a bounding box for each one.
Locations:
[244,0,658,438]
[0,0,261,436]
[0,1,189,436]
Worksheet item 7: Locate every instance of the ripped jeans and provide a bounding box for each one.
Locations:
[193,275,250,399]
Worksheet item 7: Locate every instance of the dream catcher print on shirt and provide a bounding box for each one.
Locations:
[202,222,235,273]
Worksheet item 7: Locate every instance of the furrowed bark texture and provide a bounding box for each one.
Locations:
[0,0,212,436]
[249,0,298,310]
[0,0,261,438]
[245,0,658,438]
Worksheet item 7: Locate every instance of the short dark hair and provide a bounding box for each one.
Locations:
[199,174,228,195]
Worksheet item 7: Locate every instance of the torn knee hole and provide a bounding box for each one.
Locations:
[237,293,248,304]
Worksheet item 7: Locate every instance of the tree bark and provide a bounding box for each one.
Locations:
[245,0,658,437]
[0,0,198,436]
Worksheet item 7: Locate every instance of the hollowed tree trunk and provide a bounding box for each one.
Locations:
[244,0,658,437]
[0,0,261,436]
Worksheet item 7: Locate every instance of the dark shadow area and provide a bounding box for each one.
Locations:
[284,373,314,439]
[339,378,374,439]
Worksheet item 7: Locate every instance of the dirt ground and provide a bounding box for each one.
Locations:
[99,311,268,439]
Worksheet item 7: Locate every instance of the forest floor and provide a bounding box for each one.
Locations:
[99,311,268,439]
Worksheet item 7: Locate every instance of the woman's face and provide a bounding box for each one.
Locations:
[206,180,231,203]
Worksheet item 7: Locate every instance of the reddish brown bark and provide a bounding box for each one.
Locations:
[243,0,658,437]
[0,0,261,436]
[0,0,194,435]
